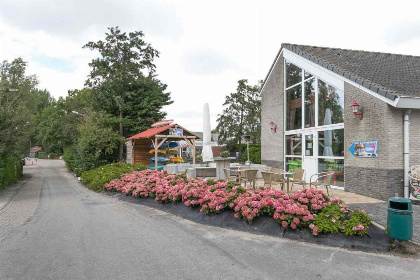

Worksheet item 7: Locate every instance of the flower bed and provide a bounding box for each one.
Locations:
[103,170,371,236]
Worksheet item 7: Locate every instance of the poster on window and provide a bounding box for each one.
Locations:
[349,140,378,158]
[169,128,183,136]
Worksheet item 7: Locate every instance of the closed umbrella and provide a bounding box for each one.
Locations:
[202,103,214,163]
[323,108,334,157]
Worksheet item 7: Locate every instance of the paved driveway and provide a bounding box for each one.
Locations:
[0,160,419,280]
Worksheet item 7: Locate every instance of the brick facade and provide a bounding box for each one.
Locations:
[410,110,420,166]
[261,54,284,168]
[344,83,405,200]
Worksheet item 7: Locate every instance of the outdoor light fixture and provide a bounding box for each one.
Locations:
[351,102,363,120]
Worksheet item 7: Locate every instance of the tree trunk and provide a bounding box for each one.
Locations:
[119,110,124,161]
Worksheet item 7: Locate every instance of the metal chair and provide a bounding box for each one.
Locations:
[310,171,334,196]
[290,168,306,190]
[223,168,237,183]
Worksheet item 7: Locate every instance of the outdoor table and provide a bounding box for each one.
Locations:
[272,171,294,193]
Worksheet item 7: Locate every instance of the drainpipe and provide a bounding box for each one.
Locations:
[404,109,411,199]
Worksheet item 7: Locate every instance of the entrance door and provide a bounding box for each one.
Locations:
[302,133,317,183]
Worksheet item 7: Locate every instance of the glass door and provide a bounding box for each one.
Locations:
[302,133,317,183]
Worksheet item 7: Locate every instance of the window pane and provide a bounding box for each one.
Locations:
[304,79,315,128]
[286,62,302,88]
[286,157,302,172]
[318,80,344,126]
[318,129,344,157]
[304,71,313,80]
[305,134,313,156]
[286,134,302,155]
[286,85,302,130]
[318,158,344,187]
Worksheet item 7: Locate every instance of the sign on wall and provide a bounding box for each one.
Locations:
[349,140,378,158]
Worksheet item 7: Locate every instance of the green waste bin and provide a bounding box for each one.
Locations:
[387,197,413,240]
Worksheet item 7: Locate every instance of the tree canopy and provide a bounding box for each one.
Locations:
[216,79,261,157]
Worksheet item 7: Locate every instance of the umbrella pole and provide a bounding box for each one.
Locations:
[155,136,158,171]
[192,138,196,165]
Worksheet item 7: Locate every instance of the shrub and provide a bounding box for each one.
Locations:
[341,210,371,236]
[38,151,46,159]
[312,201,346,234]
[0,156,23,189]
[80,163,147,192]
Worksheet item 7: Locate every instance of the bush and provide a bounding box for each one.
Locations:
[38,152,46,159]
[235,144,261,164]
[0,156,23,189]
[80,163,147,192]
[341,210,371,236]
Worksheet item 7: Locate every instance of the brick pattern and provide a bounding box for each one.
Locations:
[0,173,43,238]
[261,54,284,168]
[410,110,420,166]
[344,83,405,200]
[126,140,133,164]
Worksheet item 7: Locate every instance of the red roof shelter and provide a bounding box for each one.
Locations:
[126,121,200,170]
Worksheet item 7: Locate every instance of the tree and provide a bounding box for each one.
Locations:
[216,79,261,159]
[83,26,172,161]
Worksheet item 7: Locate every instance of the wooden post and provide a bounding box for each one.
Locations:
[192,138,196,165]
[154,136,158,171]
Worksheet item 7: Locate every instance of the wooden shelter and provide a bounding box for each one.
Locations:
[126,121,200,170]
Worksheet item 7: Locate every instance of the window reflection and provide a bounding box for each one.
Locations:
[286,62,302,88]
[318,129,344,157]
[304,79,315,128]
[318,159,344,187]
[318,80,344,126]
[286,86,302,130]
[286,134,302,155]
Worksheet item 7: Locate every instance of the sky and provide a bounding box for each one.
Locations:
[1,0,420,132]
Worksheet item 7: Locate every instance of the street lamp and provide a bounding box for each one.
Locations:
[351,102,363,120]
[242,135,252,166]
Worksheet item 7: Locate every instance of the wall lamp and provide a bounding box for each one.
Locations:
[351,102,363,120]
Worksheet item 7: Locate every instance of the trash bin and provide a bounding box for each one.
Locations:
[387,197,413,240]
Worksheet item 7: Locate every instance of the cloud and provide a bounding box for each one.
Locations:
[31,55,76,73]
[184,48,235,75]
[0,0,183,41]
[382,21,420,46]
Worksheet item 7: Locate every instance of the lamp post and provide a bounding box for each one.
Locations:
[242,135,252,166]
[351,102,363,120]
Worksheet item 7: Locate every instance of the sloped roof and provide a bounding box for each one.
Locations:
[30,146,42,153]
[126,124,175,140]
[281,43,420,101]
[126,124,200,140]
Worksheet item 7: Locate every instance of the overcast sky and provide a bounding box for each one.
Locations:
[1,0,420,132]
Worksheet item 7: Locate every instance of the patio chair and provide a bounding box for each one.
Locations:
[310,171,334,196]
[245,169,258,189]
[261,171,273,187]
[223,168,237,183]
[270,168,286,190]
[290,168,306,190]
[239,167,253,186]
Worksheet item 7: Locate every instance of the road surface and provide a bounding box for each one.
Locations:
[0,160,418,280]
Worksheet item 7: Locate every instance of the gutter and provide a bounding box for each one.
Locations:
[404,110,411,199]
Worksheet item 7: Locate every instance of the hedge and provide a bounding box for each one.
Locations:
[0,156,23,189]
[80,163,147,192]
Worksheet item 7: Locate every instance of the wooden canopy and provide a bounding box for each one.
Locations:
[126,123,200,170]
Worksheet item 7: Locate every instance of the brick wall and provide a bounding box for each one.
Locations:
[344,83,405,200]
[410,110,420,166]
[261,54,284,168]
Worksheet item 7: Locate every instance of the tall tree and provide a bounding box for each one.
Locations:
[216,79,261,158]
[83,27,172,161]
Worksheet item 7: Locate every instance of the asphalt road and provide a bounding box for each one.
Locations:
[0,160,419,280]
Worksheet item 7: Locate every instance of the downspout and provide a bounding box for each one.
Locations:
[404,109,411,199]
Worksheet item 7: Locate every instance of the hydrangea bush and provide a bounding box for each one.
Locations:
[103,169,370,236]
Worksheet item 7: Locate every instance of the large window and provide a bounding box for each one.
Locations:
[304,78,315,128]
[318,80,344,126]
[318,129,344,157]
[286,62,302,88]
[286,86,302,130]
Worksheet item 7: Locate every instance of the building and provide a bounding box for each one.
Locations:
[261,44,420,200]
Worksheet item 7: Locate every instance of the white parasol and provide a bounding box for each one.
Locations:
[323,108,334,157]
[202,103,214,163]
